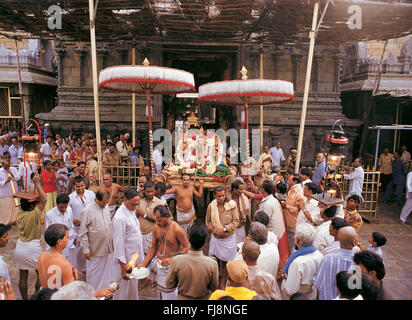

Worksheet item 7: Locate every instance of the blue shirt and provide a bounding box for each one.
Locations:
[312,160,326,185]
[313,248,354,300]
[392,159,408,185]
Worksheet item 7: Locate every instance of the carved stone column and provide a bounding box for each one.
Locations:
[312,55,322,92]
[97,48,109,70]
[291,53,302,91]
[272,51,282,79]
[74,49,86,87]
[313,129,325,156]
[55,48,66,86]
[117,48,129,65]
[249,51,260,79]
[332,54,344,93]
[270,127,282,146]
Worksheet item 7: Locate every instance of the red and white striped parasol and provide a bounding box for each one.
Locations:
[99,58,195,176]
[198,66,294,157]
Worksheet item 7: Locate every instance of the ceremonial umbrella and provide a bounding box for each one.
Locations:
[198,67,294,159]
[99,58,196,176]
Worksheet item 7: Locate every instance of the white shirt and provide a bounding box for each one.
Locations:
[0,167,19,197]
[321,241,361,256]
[63,151,71,165]
[153,149,162,166]
[368,244,383,260]
[258,194,285,240]
[281,250,324,296]
[45,206,76,256]
[313,220,334,251]
[116,141,129,157]
[406,171,412,199]
[18,161,38,191]
[0,255,10,283]
[343,166,364,195]
[69,190,96,235]
[268,146,285,168]
[8,144,23,165]
[238,242,279,279]
[40,143,52,161]
[112,203,144,265]
[302,178,312,186]
[296,198,323,227]
[267,231,279,246]
[333,295,363,300]
[0,144,9,156]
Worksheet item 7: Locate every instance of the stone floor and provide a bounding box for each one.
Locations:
[1,197,412,300]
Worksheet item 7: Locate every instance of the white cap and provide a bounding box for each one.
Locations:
[44,123,50,127]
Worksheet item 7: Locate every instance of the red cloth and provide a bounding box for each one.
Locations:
[277,231,291,269]
[41,169,57,193]
[253,193,264,200]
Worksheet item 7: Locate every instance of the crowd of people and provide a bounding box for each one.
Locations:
[0,125,410,301]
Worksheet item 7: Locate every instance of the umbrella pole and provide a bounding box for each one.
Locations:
[88,0,103,185]
[259,43,264,153]
[295,1,319,174]
[146,90,155,178]
[132,44,136,148]
[245,102,250,159]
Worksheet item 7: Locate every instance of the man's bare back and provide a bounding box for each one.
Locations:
[38,251,77,289]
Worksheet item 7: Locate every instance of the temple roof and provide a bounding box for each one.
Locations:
[0,0,412,46]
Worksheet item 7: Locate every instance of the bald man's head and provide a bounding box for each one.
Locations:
[241,240,261,264]
[338,226,358,250]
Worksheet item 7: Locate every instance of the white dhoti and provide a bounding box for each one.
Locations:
[86,252,115,291]
[176,206,196,236]
[235,226,246,244]
[15,239,42,270]
[148,257,177,300]
[112,261,140,300]
[70,244,86,274]
[401,199,412,223]
[0,196,18,225]
[208,233,237,262]
[142,232,153,255]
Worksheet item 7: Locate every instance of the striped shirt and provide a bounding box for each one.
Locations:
[313,248,354,300]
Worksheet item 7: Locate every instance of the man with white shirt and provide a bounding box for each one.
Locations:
[112,188,145,300]
[18,159,38,191]
[44,193,76,262]
[63,145,72,167]
[0,137,9,159]
[116,134,129,163]
[258,180,289,268]
[69,176,96,277]
[153,144,163,175]
[0,159,20,225]
[8,137,23,165]
[400,171,412,225]
[296,183,323,227]
[281,223,323,300]
[78,190,114,292]
[40,136,53,162]
[343,158,364,195]
[313,205,337,252]
[238,222,279,279]
[268,141,285,170]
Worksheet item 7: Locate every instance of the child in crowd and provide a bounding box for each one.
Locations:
[344,193,363,232]
[55,160,68,194]
[356,231,387,261]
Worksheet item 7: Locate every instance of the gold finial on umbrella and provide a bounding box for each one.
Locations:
[143,58,150,66]
[240,66,248,80]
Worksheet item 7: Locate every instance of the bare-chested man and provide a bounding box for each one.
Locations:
[137,205,189,300]
[38,223,113,299]
[98,173,126,218]
[164,173,204,236]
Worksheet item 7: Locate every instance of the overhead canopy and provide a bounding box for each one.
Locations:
[0,0,412,45]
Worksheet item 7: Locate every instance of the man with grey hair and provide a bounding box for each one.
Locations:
[51,281,95,300]
[312,153,326,186]
[314,226,358,300]
[280,223,323,300]
[238,222,279,279]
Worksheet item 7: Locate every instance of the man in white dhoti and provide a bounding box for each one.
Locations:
[0,158,20,225]
[153,144,163,175]
[205,186,240,289]
[137,205,190,300]
[45,193,76,262]
[78,190,115,291]
[18,159,38,192]
[112,189,144,300]
[69,176,95,277]
[229,179,251,244]
[164,173,203,236]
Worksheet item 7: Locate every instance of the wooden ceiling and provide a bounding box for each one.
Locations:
[0,0,411,46]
